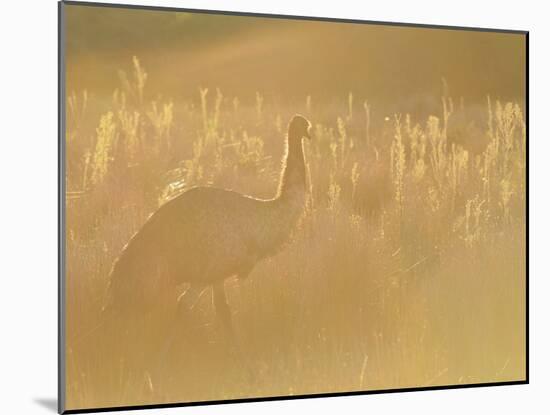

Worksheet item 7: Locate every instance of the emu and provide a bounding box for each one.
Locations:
[106,115,312,353]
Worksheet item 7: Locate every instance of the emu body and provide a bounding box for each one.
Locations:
[109,187,304,309]
[107,115,311,327]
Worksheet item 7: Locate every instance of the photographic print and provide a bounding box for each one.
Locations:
[59,1,527,412]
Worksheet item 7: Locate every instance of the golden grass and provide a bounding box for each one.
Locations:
[64,57,526,410]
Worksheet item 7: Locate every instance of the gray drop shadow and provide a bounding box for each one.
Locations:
[34,398,57,413]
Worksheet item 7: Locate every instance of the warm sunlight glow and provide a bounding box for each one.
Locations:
[63,4,526,411]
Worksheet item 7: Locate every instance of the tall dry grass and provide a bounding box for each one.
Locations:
[65,58,526,410]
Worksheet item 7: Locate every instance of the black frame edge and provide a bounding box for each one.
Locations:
[525,30,529,384]
[58,1,67,414]
[63,380,528,414]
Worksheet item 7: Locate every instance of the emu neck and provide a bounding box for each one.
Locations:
[277,136,306,200]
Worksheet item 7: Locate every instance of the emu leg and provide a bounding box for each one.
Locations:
[213,281,256,384]
[154,284,207,377]
[213,282,234,338]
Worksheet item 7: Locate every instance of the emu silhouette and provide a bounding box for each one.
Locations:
[106,115,311,349]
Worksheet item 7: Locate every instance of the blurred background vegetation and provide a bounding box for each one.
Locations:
[66,5,525,112]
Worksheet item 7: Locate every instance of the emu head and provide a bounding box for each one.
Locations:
[288,114,312,140]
